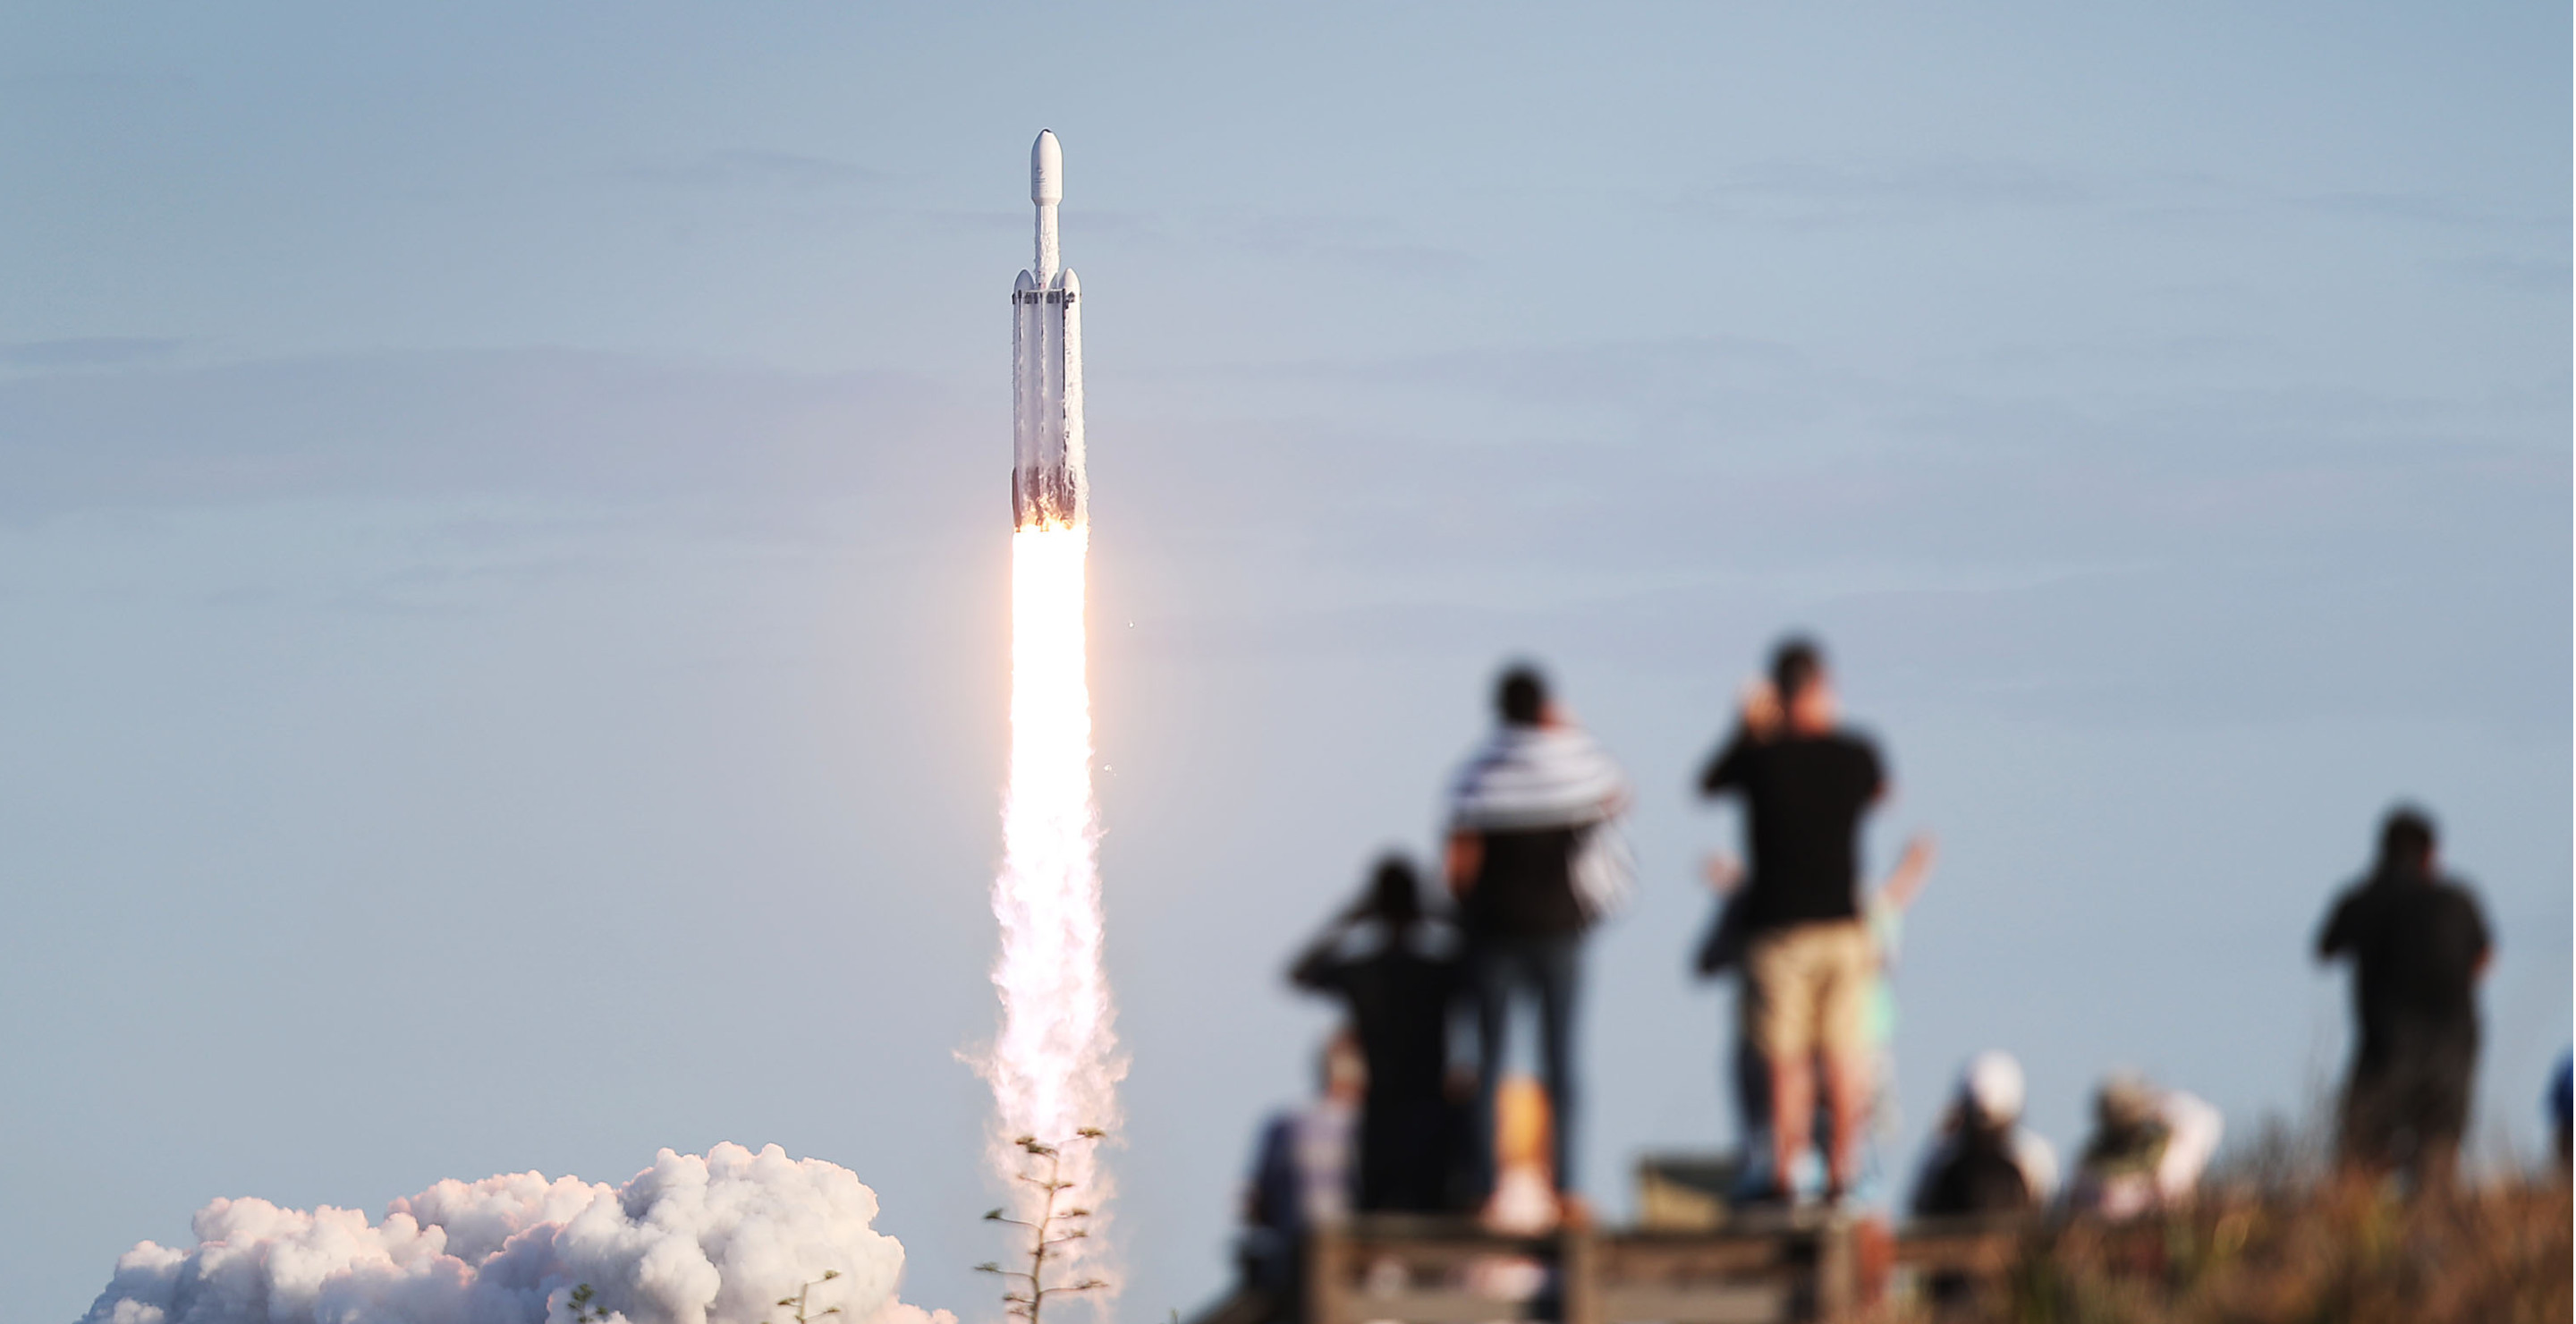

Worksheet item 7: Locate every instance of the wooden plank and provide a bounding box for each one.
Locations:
[1811,1220,1853,1324]
[1892,1226,2021,1275]
[1344,1215,1555,1252]
[1597,1238,1794,1277]
[1294,1220,1892,1324]
[1596,1285,1790,1324]
[1560,1229,1602,1324]
[1308,1225,1351,1324]
[1337,1242,1563,1273]
[1334,1290,1548,1322]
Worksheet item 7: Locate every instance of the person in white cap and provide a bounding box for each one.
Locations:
[1910,1051,2058,1217]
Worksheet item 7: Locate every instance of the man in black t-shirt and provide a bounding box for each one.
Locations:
[1699,637,1887,1200]
[2316,806,2493,1191]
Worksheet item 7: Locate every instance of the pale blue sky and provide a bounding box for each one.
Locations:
[2,5,2567,1320]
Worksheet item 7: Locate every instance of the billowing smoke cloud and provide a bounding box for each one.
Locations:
[80,1142,957,1324]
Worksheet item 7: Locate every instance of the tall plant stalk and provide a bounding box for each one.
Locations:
[978,1129,1106,1324]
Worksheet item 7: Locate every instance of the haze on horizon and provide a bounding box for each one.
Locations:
[1,5,2566,1320]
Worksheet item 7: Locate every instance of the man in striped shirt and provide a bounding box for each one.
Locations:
[1446,663,1631,1218]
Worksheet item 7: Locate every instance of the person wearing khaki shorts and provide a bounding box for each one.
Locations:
[1699,637,1901,1201]
[1742,917,1875,1068]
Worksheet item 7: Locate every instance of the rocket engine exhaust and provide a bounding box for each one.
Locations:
[987,128,1120,1299]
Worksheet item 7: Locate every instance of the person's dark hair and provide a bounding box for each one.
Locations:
[2378,805,2437,873]
[1770,636,1825,708]
[1362,854,1425,926]
[1496,664,1547,726]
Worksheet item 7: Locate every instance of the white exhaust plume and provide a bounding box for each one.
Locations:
[983,527,1122,1294]
[79,1142,956,1324]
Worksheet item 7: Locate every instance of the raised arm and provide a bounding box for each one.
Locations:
[1288,930,1338,991]
[2315,892,2357,963]
[1697,681,1780,797]
[1697,732,1750,798]
[1878,833,1938,912]
[2154,1091,2224,1201]
[1288,916,1355,990]
[1291,890,1377,989]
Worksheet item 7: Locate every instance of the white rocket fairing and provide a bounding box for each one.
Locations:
[1013,130,1085,530]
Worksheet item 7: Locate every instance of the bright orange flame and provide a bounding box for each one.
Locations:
[988,524,1121,1291]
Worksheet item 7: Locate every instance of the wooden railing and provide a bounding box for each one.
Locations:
[1193,1213,2026,1324]
[1306,1214,1852,1324]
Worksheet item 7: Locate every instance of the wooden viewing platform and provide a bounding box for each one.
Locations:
[1191,1212,2027,1324]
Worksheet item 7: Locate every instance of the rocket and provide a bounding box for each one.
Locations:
[1012,130,1085,530]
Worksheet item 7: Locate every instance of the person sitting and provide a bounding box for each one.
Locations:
[1482,1075,1563,1235]
[2064,1073,2223,1219]
[1450,1077,1563,1312]
[1911,1051,2058,1218]
[1238,1033,1366,1310]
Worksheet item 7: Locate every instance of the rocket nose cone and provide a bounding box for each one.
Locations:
[1031,131,1063,205]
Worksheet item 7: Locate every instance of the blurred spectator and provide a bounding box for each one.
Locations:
[1912,1051,2060,1218]
[1290,854,1465,1213]
[1698,636,1895,1200]
[2316,806,2492,1192]
[1482,1075,1563,1235]
[2065,1074,2223,1218]
[1239,1032,1366,1305]
[1719,836,1936,1211]
[1445,663,1631,1213]
[1461,1077,1562,1310]
[2548,1051,2571,1175]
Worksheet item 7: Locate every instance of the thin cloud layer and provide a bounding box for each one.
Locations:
[0,350,972,521]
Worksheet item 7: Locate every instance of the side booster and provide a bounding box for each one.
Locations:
[1012,130,1086,530]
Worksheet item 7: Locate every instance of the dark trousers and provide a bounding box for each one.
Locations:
[1472,931,1583,1195]
[2342,1031,2476,1187]
[1359,1092,1453,1213]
